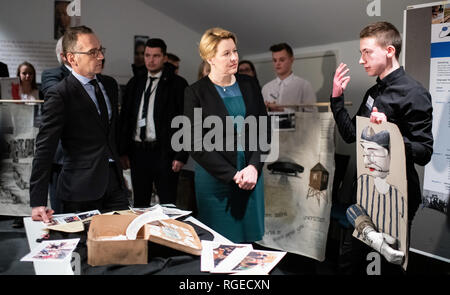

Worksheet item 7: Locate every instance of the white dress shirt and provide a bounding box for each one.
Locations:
[261,72,317,112]
[134,71,162,142]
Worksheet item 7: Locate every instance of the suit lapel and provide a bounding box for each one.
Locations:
[68,74,106,132]
[133,75,147,122]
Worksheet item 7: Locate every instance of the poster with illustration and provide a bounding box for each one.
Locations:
[0,104,39,216]
[258,112,335,261]
[353,116,408,270]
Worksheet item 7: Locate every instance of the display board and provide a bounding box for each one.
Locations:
[404,2,450,262]
[257,112,335,261]
[0,104,40,216]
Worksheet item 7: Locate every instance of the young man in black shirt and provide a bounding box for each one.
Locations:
[330,21,433,274]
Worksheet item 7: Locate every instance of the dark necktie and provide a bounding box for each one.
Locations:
[89,79,109,130]
[140,76,157,141]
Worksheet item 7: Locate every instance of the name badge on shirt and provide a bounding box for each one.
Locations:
[138,118,146,128]
[366,95,374,110]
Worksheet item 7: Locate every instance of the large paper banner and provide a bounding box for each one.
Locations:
[257,112,335,261]
[355,116,408,269]
[0,104,39,216]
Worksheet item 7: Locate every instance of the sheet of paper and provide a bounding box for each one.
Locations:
[211,250,287,275]
[21,238,79,262]
[125,206,168,240]
[130,204,192,219]
[200,241,253,272]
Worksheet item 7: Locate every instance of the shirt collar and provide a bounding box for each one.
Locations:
[72,70,97,86]
[376,66,405,88]
[148,70,162,80]
[276,72,294,85]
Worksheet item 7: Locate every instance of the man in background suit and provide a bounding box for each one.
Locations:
[30,26,129,222]
[119,38,188,207]
[0,61,9,77]
[39,37,71,214]
[40,37,71,94]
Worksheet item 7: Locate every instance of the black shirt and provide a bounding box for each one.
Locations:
[330,66,433,216]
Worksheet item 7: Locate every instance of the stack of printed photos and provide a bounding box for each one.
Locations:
[44,209,101,227]
[201,241,286,275]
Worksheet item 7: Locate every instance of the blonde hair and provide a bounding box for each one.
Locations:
[198,27,237,61]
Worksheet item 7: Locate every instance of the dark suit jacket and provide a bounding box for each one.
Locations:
[30,73,123,207]
[40,64,71,165]
[0,61,9,77]
[119,64,189,163]
[40,64,71,96]
[184,74,269,184]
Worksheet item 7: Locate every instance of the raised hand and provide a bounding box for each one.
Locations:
[332,63,351,98]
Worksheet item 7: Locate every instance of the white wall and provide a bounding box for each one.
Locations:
[0,0,202,84]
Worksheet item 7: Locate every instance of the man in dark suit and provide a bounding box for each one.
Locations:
[0,61,9,77]
[30,26,129,222]
[119,38,188,207]
[39,37,71,214]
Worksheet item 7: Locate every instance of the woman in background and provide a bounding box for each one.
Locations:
[197,60,211,81]
[16,61,42,101]
[238,60,260,88]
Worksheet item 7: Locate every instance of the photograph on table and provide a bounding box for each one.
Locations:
[200,240,252,272]
[211,250,286,274]
[21,238,80,262]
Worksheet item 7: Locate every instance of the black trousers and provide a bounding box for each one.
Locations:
[129,142,179,207]
[61,162,129,213]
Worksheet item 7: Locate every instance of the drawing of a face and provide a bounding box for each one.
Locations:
[360,126,390,179]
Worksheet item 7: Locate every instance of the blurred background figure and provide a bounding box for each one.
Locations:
[167,53,180,75]
[238,60,256,77]
[238,60,260,87]
[132,40,146,77]
[54,1,71,39]
[40,37,71,96]
[0,61,9,77]
[197,60,210,80]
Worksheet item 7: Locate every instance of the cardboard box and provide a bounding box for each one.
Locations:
[87,214,148,266]
[87,214,202,266]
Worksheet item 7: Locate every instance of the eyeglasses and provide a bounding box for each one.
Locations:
[362,149,388,162]
[71,47,106,58]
